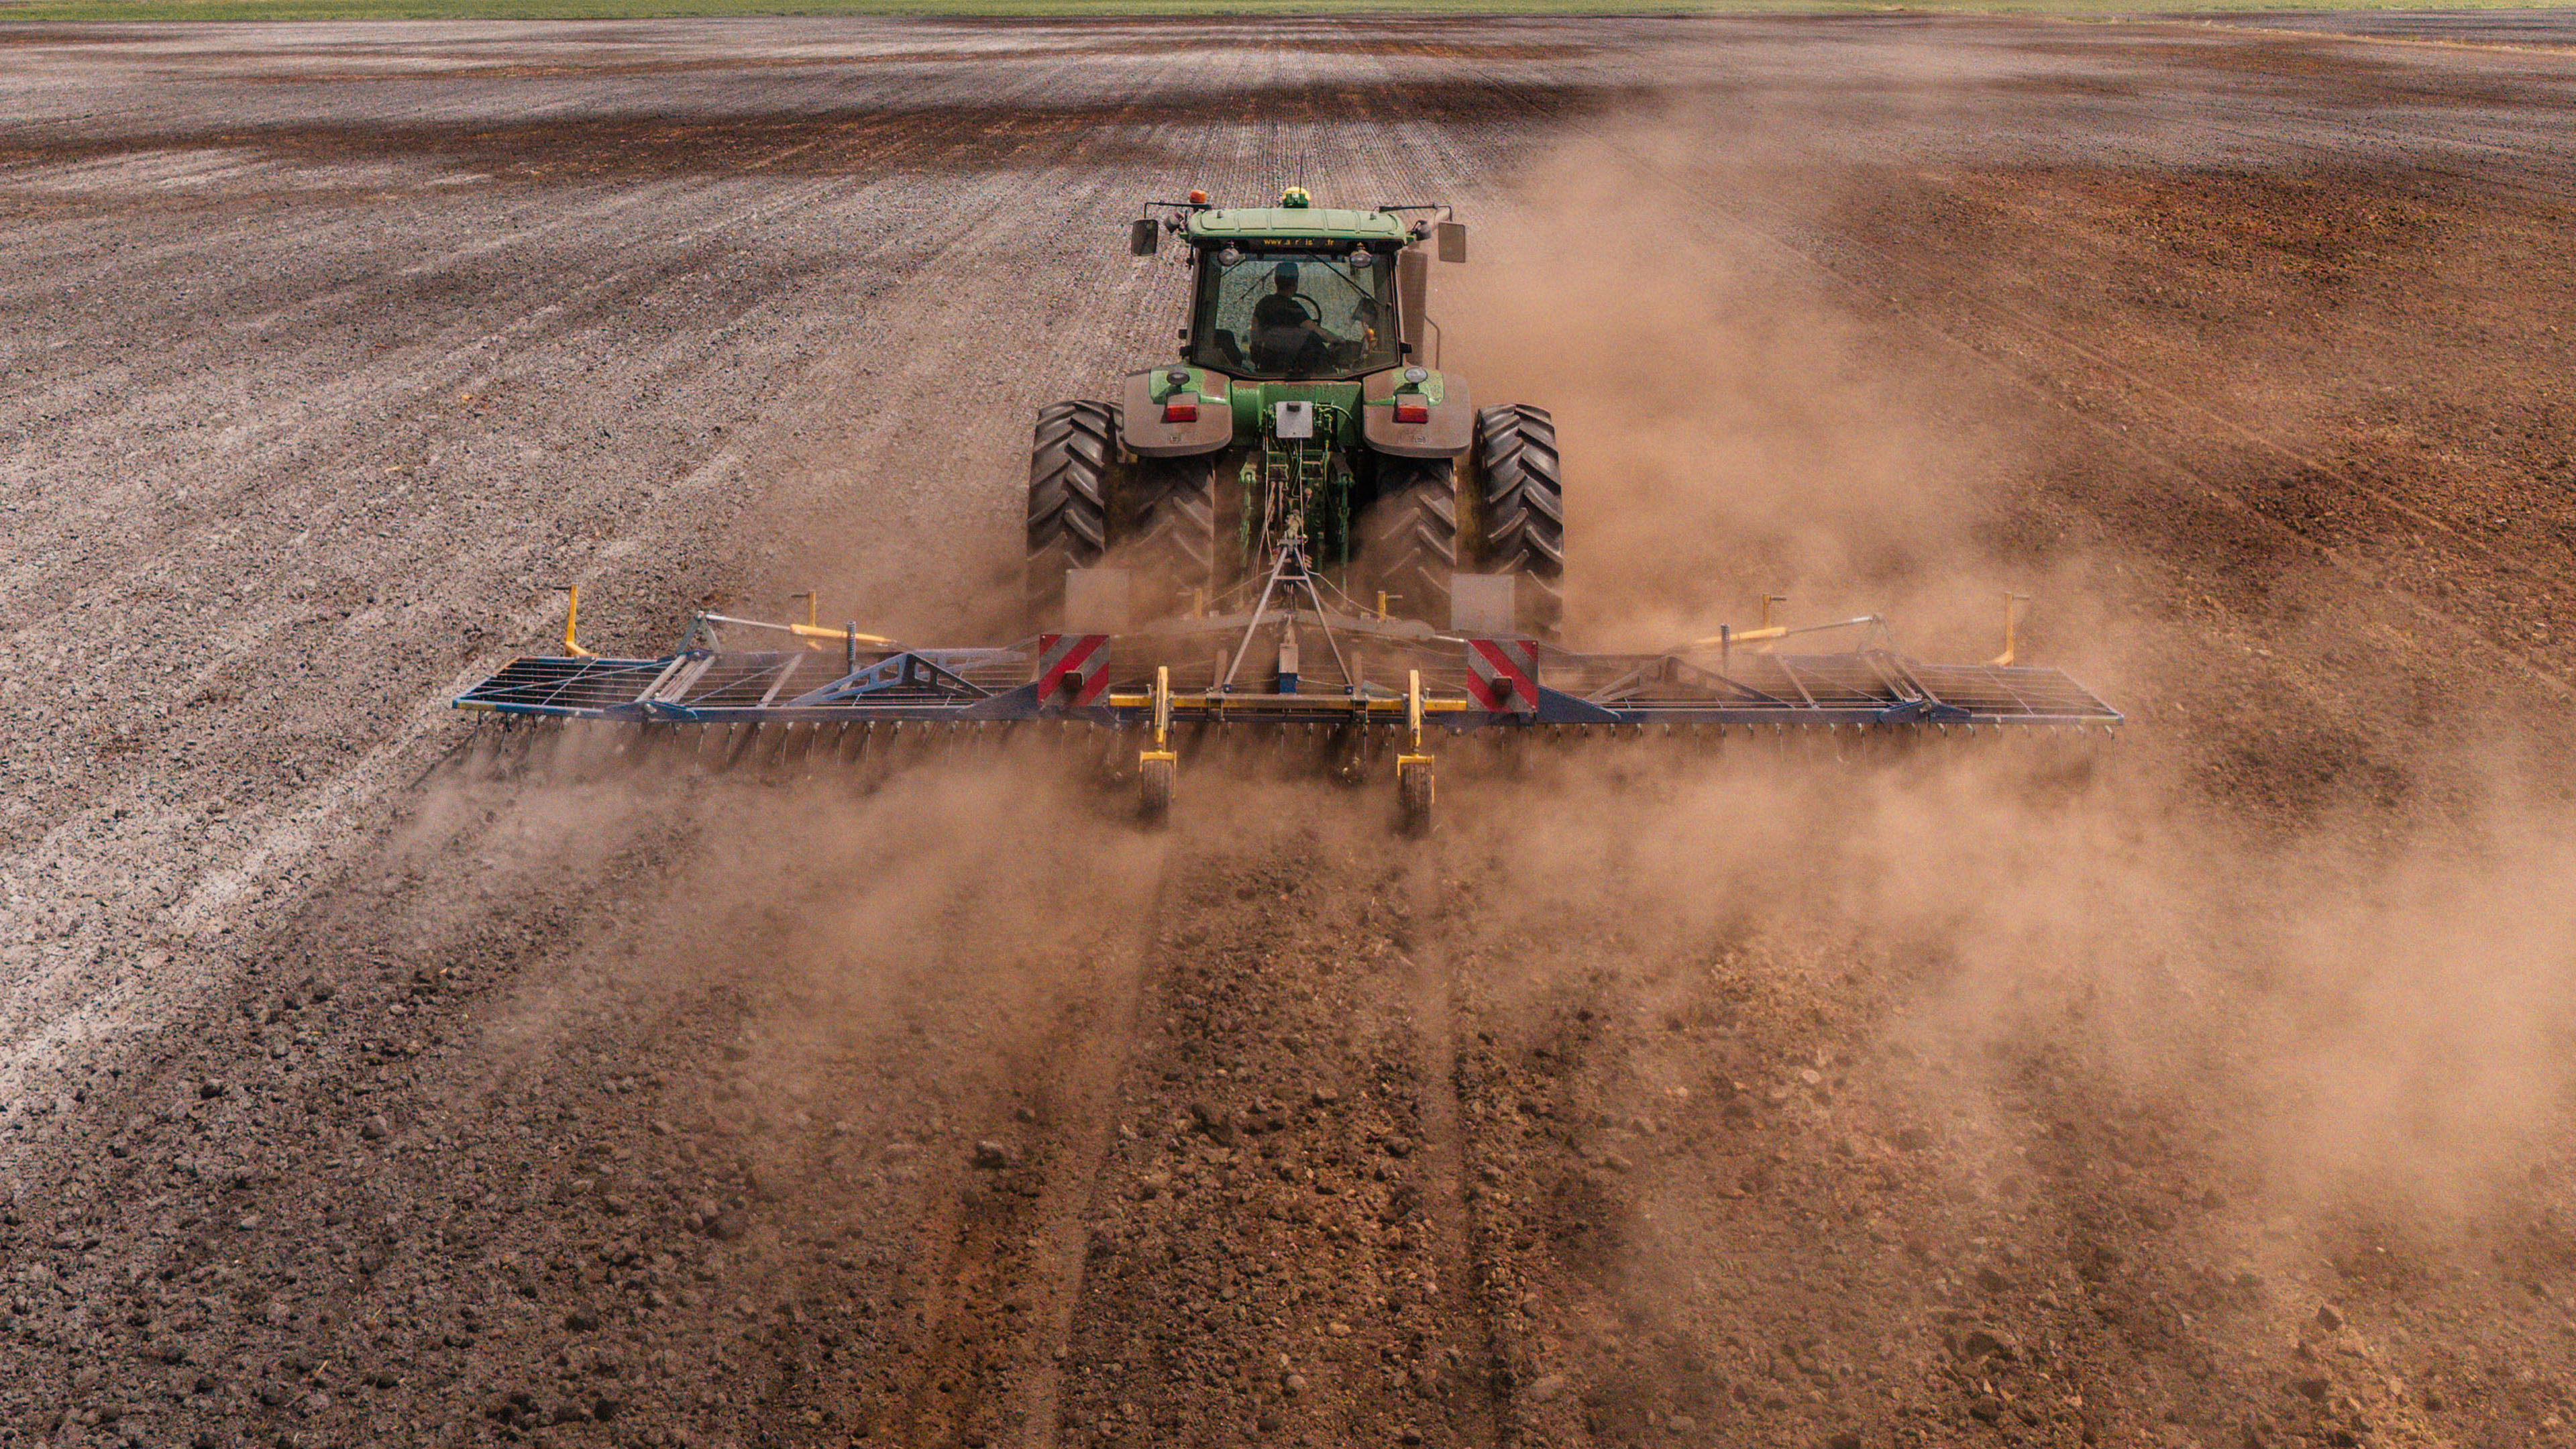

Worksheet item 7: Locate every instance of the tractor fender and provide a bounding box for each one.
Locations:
[1120,367,1235,458]
[1360,368,1473,458]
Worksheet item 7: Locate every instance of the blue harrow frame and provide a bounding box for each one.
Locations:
[454,633,2121,733]
[455,572,2119,829]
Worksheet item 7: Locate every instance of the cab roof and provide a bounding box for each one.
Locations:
[1183,207,1413,246]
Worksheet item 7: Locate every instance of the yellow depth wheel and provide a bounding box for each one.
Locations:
[1395,755,1434,835]
[1139,664,1177,823]
[1396,667,1434,835]
[1139,750,1176,822]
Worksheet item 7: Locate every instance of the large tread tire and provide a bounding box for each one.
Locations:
[1474,404,1564,636]
[1128,453,1220,616]
[1360,455,1460,630]
[1026,400,1120,630]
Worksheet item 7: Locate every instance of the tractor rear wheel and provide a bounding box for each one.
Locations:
[1128,453,1219,616]
[1360,455,1459,629]
[1026,400,1120,630]
[1474,405,1564,636]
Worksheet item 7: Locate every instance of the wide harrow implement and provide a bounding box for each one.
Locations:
[455,549,2120,830]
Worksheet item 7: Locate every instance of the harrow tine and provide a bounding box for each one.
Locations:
[461,721,506,782]
[479,720,517,781]
[624,723,669,775]
[548,720,587,781]
[612,720,657,775]
[857,724,897,790]
[567,719,624,782]
[754,722,790,771]
[497,719,545,780]
[744,722,780,777]
[606,722,651,775]
[710,723,756,773]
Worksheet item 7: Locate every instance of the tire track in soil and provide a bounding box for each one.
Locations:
[1444,918,1875,1449]
[1446,924,1623,1449]
[1400,861,1511,1449]
[1038,830,1510,1449]
[864,842,1176,1449]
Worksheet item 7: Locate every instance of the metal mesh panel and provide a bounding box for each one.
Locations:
[678,655,802,708]
[1904,663,2114,720]
[460,657,667,713]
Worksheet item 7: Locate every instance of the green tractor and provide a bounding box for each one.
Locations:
[1025,189,1563,639]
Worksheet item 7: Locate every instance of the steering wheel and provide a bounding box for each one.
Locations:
[1250,295,1332,373]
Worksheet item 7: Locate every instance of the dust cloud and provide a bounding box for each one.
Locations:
[1436,121,2576,1243]
[1445,119,2065,660]
[1452,759,2576,1230]
[398,738,1169,1187]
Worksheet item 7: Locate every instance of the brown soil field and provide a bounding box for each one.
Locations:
[7,13,2576,1449]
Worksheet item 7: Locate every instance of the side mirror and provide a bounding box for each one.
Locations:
[1130,219,1161,257]
[1435,221,1467,263]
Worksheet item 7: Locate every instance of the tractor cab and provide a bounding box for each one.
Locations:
[1137,193,1425,380]
[1191,246,1397,379]
[1085,189,1529,639]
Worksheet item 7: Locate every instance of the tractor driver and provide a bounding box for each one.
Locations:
[1247,260,1330,373]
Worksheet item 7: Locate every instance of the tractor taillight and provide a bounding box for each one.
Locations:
[1163,396,1199,423]
[1393,398,1430,425]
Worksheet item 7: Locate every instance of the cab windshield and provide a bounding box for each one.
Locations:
[1189,247,1399,380]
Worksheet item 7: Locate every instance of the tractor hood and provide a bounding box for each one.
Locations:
[1183,207,1413,246]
